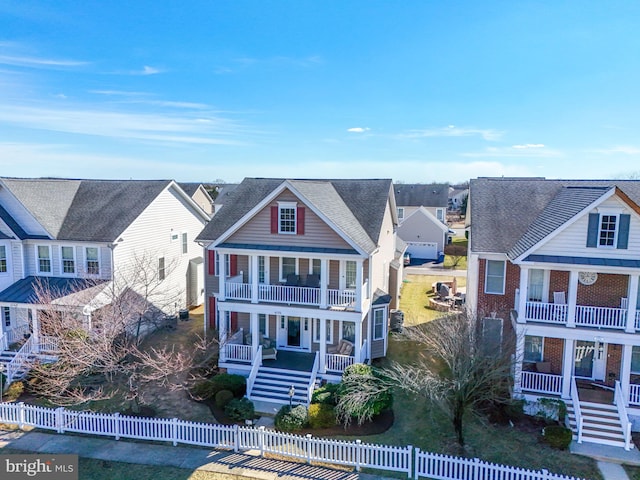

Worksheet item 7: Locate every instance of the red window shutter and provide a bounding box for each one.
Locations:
[231,312,238,331]
[208,250,216,275]
[230,255,238,276]
[271,206,278,234]
[297,207,305,235]
[208,297,216,328]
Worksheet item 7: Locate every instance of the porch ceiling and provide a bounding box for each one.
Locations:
[525,254,640,268]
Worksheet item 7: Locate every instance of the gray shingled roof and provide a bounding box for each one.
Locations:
[394,183,448,208]
[177,182,203,196]
[196,178,393,254]
[213,184,240,204]
[470,178,640,258]
[1,178,173,242]
[0,276,107,304]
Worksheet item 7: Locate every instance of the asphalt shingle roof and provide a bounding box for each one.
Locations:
[0,276,106,304]
[0,178,173,242]
[196,178,393,254]
[394,183,449,208]
[470,178,640,258]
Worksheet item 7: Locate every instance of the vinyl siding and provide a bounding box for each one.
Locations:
[369,199,396,294]
[227,190,354,251]
[22,241,112,279]
[534,196,640,259]
[397,210,446,249]
[370,339,385,359]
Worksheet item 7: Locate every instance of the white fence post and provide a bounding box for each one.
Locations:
[406,445,413,478]
[355,439,362,472]
[113,412,120,440]
[258,426,265,457]
[234,424,239,453]
[18,402,25,429]
[306,434,312,464]
[56,407,64,434]
[171,418,178,446]
[414,447,420,480]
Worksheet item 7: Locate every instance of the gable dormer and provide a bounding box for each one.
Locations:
[586,209,630,250]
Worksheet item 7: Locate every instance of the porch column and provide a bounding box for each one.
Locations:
[566,271,579,328]
[31,308,40,353]
[517,267,528,324]
[354,317,363,363]
[250,255,259,304]
[319,316,327,374]
[219,308,228,362]
[219,253,226,301]
[513,330,525,393]
[320,259,328,309]
[561,338,575,399]
[250,312,260,359]
[355,260,363,311]
[621,344,633,407]
[626,275,639,333]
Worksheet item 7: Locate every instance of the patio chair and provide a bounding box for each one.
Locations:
[305,273,320,288]
[260,335,278,360]
[553,291,566,304]
[327,339,354,356]
[285,273,300,287]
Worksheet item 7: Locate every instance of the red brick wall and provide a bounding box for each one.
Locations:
[549,271,569,300]
[544,338,564,375]
[605,343,622,386]
[477,259,520,320]
[577,274,628,308]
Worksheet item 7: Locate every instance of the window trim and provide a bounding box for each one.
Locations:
[259,313,268,338]
[631,346,640,375]
[310,258,321,276]
[60,245,76,276]
[397,207,405,221]
[313,318,333,344]
[216,252,231,278]
[36,245,52,275]
[524,335,544,363]
[84,246,100,276]
[181,232,188,254]
[258,256,269,284]
[158,257,166,281]
[0,244,7,274]
[278,201,297,235]
[598,213,619,249]
[279,256,299,282]
[2,306,10,327]
[484,259,506,295]
[340,320,356,343]
[373,308,385,340]
[436,208,445,222]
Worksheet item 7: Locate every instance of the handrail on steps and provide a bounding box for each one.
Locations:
[246,345,262,398]
[307,352,319,406]
[615,381,633,451]
[571,376,583,444]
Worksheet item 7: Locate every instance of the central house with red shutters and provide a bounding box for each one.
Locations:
[196,178,402,408]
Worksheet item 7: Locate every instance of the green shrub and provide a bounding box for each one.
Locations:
[190,379,217,400]
[336,363,392,425]
[215,389,234,408]
[311,383,340,405]
[542,425,572,450]
[224,397,255,422]
[211,374,246,398]
[275,405,308,432]
[308,403,336,429]
[5,381,24,402]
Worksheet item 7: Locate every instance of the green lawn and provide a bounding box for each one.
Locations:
[443,237,468,270]
[399,274,464,327]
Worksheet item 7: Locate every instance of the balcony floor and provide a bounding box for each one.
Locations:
[262,350,316,372]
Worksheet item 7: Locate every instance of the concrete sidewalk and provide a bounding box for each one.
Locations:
[0,429,393,480]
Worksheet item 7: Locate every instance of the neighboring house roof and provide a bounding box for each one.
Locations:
[0,178,181,242]
[213,184,240,205]
[197,178,393,254]
[398,207,449,235]
[0,204,31,240]
[177,182,203,197]
[470,177,640,259]
[0,276,107,304]
[394,183,449,208]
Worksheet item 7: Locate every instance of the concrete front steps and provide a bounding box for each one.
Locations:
[567,400,631,449]
[248,367,317,406]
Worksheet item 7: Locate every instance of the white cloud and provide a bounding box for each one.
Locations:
[512,143,545,149]
[593,146,640,155]
[128,65,163,76]
[347,127,370,133]
[461,146,561,158]
[398,125,503,141]
[0,54,88,68]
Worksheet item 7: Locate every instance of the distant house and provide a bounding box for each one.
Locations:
[212,183,239,215]
[178,182,214,216]
[467,176,640,450]
[0,178,209,374]
[448,185,469,212]
[394,183,449,260]
[196,177,401,407]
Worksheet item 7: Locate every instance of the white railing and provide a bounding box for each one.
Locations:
[0,332,7,351]
[258,285,320,306]
[6,325,31,346]
[325,353,355,372]
[6,336,36,384]
[38,336,59,353]
[225,343,253,363]
[571,377,583,444]
[414,449,583,480]
[327,289,356,309]
[246,345,262,396]
[575,306,626,329]
[520,371,562,395]
[225,282,251,301]
[524,302,567,324]
[307,352,319,406]
[635,310,640,330]
[359,339,368,363]
[629,384,640,405]
[614,381,633,451]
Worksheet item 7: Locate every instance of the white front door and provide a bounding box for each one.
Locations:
[574,341,607,381]
[278,316,311,350]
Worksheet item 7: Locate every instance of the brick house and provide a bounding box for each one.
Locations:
[467,177,640,450]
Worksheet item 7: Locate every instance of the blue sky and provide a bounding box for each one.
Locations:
[1,1,640,184]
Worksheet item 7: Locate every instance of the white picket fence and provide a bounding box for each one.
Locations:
[0,402,586,480]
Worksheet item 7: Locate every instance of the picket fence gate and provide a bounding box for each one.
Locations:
[0,402,585,480]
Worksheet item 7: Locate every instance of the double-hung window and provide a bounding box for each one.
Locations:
[485,260,506,294]
[599,214,618,247]
[278,202,296,234]
[61,246,75,274]
[397,207,404,221]
[373,309,385,340]
[2,306,9,327]
[181,232,188,254]
[524,335,544,362]
[345,261,357,289]
[37,245,51,274]
[85,247,100,275]
[0,245,6,273]
[158,257,166,281]
[527,269,544,302]
[280,257,297,282]
[436,208,445,222]
[215,253,231,277]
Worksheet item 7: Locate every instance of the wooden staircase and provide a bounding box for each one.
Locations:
[248,366,318,406]
[567,400,631,449]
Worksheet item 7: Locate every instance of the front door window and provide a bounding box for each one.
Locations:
[287,317,301,347]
